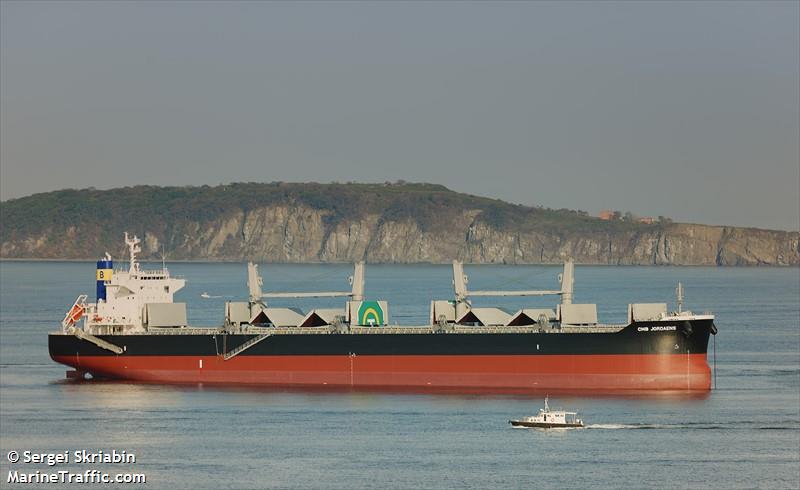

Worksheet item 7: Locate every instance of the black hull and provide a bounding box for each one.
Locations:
[49,320,713,358]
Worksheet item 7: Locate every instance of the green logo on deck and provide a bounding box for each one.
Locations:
[357,301,384,326]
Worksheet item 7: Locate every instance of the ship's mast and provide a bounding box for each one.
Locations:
[559,261,574,305]
[124,232,141,275]
[350,262,365,302]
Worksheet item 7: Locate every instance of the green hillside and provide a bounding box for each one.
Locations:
[1,181,645,248]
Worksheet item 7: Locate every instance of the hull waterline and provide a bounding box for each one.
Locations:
[51,352,711,391]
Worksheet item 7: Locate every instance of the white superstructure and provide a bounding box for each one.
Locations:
[62,233,186,334]
[509,396,584,428]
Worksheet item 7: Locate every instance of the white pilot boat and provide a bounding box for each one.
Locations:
[509,396,584,428]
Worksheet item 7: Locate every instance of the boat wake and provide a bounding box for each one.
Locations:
[586,423,664,430]
[587,423,728,430]
[586,422,800,430]
[512,422,800,431]
[200,293,230,299]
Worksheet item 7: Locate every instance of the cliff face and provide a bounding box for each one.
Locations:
[3,200,797,265]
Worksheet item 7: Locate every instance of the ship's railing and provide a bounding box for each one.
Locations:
[559,324,626,333]
[132,269,169,280]
[147,327,226,335]
[144,323,628,335]
[113,267,183,279]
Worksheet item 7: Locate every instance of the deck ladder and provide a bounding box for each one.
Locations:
[67,326,124,355]
[224,333,272,361]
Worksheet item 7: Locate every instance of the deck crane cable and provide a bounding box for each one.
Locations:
[476,267,549,290]
[260,265,346,283]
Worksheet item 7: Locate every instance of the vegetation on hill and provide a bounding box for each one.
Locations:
[1,181,649,245]
[8,182,794,265]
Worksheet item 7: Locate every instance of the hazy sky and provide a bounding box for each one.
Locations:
[1,1,798,230]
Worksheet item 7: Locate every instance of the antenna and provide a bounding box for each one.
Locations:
[676,282,684,313]
[124,232,141,274]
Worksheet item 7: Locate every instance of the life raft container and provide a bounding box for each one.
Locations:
[66,304,84,325]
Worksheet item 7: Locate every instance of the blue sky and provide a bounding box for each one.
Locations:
[1,1,798,230]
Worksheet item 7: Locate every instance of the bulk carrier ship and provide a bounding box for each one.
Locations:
[49,234,717,392]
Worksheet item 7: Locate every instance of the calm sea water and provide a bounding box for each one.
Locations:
[1,262,798,489]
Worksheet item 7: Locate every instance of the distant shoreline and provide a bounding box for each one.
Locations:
[1,257,796,267]
[3,183,798,266]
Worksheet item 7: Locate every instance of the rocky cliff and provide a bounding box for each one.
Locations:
[1,183,797,265]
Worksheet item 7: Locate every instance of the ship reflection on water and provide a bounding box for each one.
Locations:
[58,376,712,401]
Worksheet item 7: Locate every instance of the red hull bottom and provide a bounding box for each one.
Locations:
[54,354,712,391]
